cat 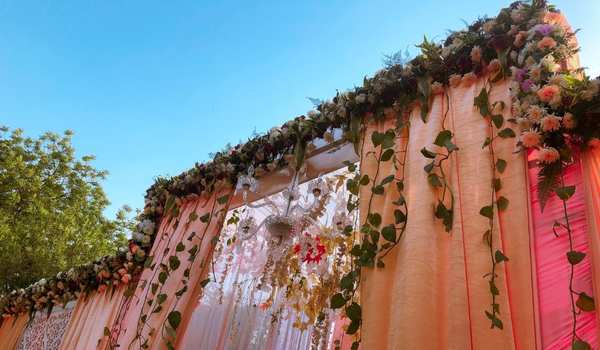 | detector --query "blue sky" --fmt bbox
[1,1,598,217]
